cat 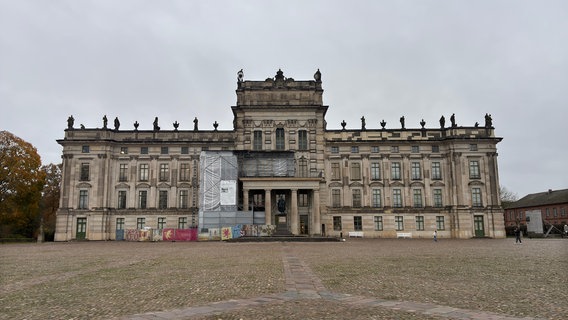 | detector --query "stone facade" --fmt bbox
[54,69,505,241]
